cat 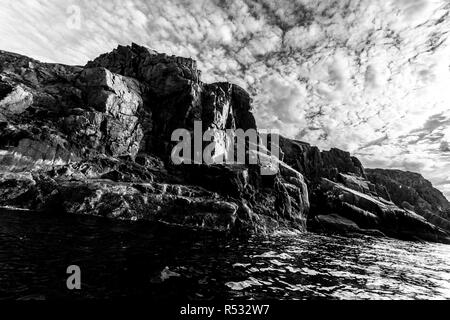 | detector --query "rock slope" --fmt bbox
[366,169,450,233]
[0,44,448,243]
